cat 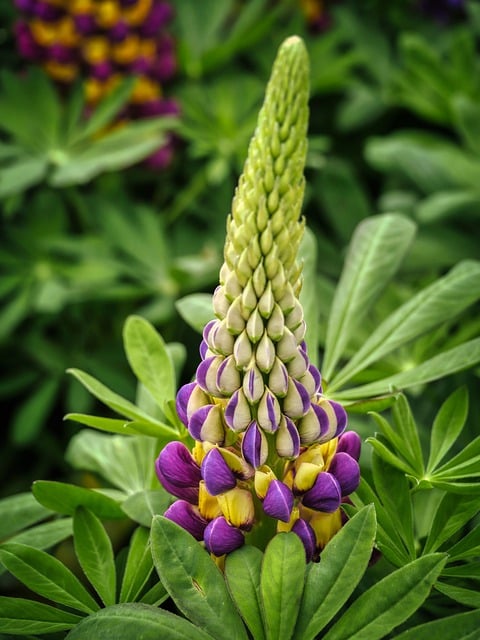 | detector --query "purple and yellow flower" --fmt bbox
[14,0,178,168]
[155,36,361,561]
